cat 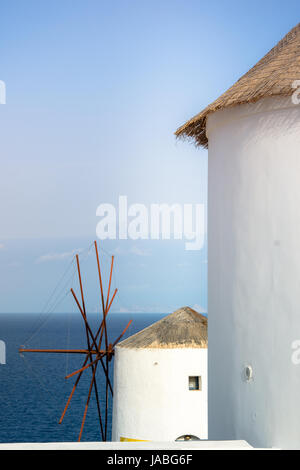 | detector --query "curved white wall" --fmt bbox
[207,96,300,449]
[112,347,207,441]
